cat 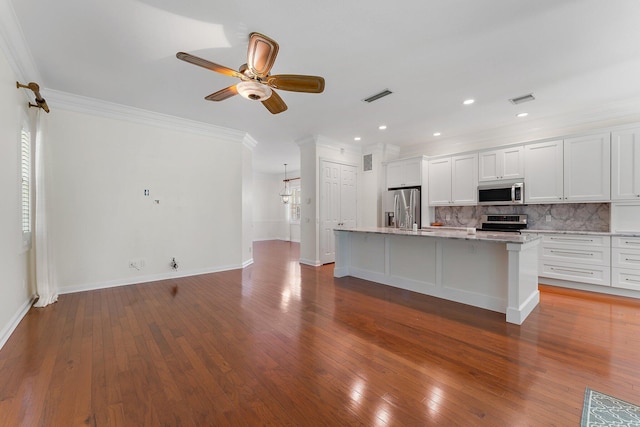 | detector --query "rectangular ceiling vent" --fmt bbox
[509,93,535,105]
[363,89,393,103]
